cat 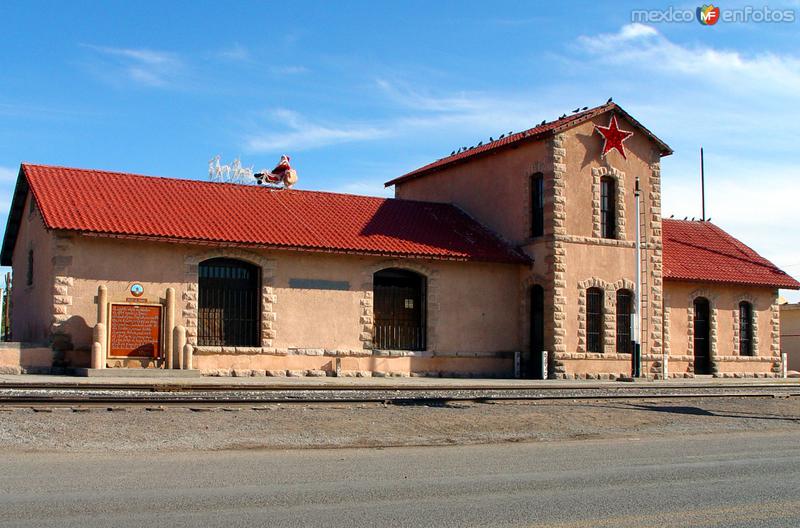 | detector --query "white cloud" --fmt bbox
[271,65,309,75]
[83,45,183,88]
[245,109,390,152]
[215,43,251,62]
[578,24,800,96]
[0,166,18,183]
